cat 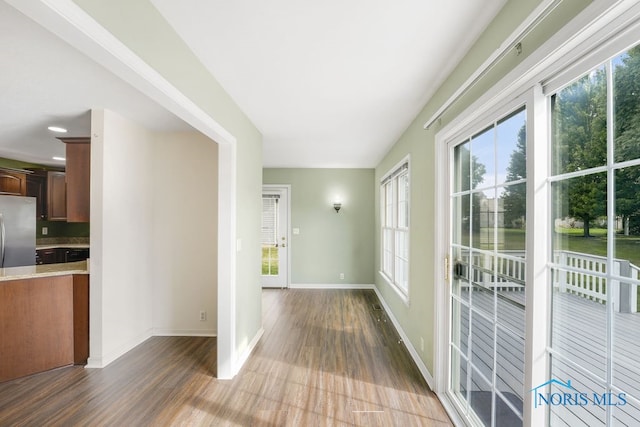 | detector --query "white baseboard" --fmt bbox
[85,357,103,369]
[372,287,436,390]
[87,329,153,369]
[235,327,265,374]
[153,329,217,337]
[290,283,375,290]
